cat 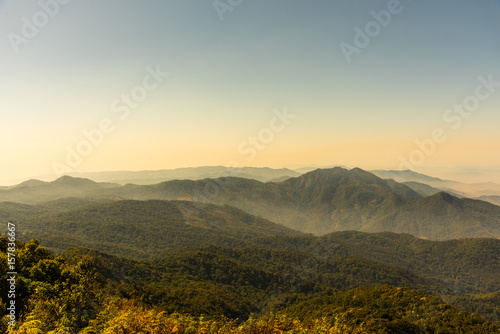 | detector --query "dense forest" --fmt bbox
[1,234,499,333]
